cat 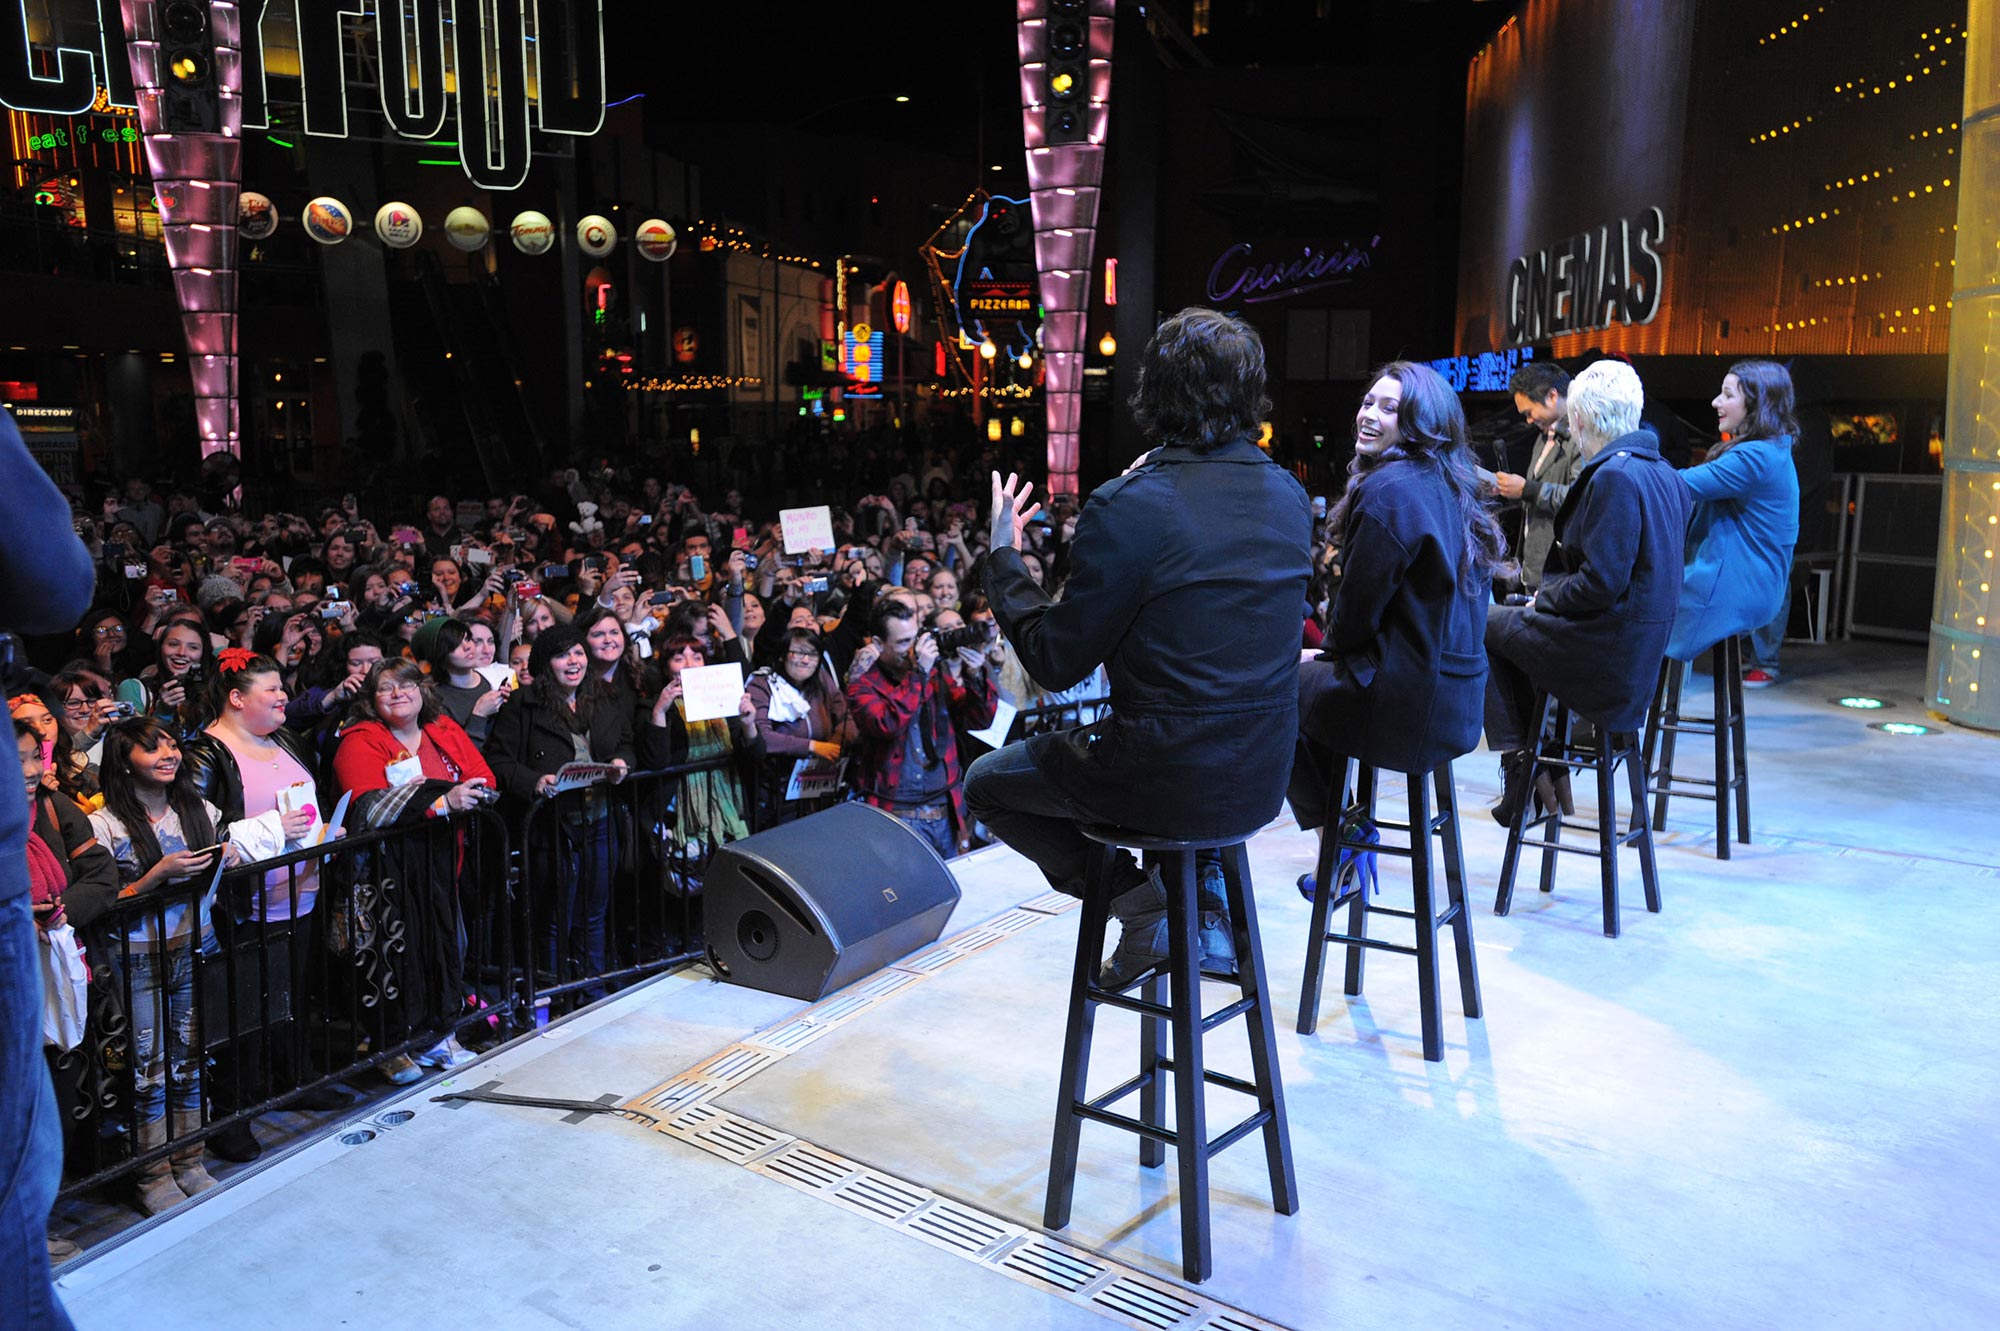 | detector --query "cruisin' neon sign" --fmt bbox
[0,0,606,189]
[1205,237,1380,305]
